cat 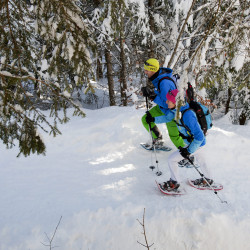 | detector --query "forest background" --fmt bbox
[0,0,249,157]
